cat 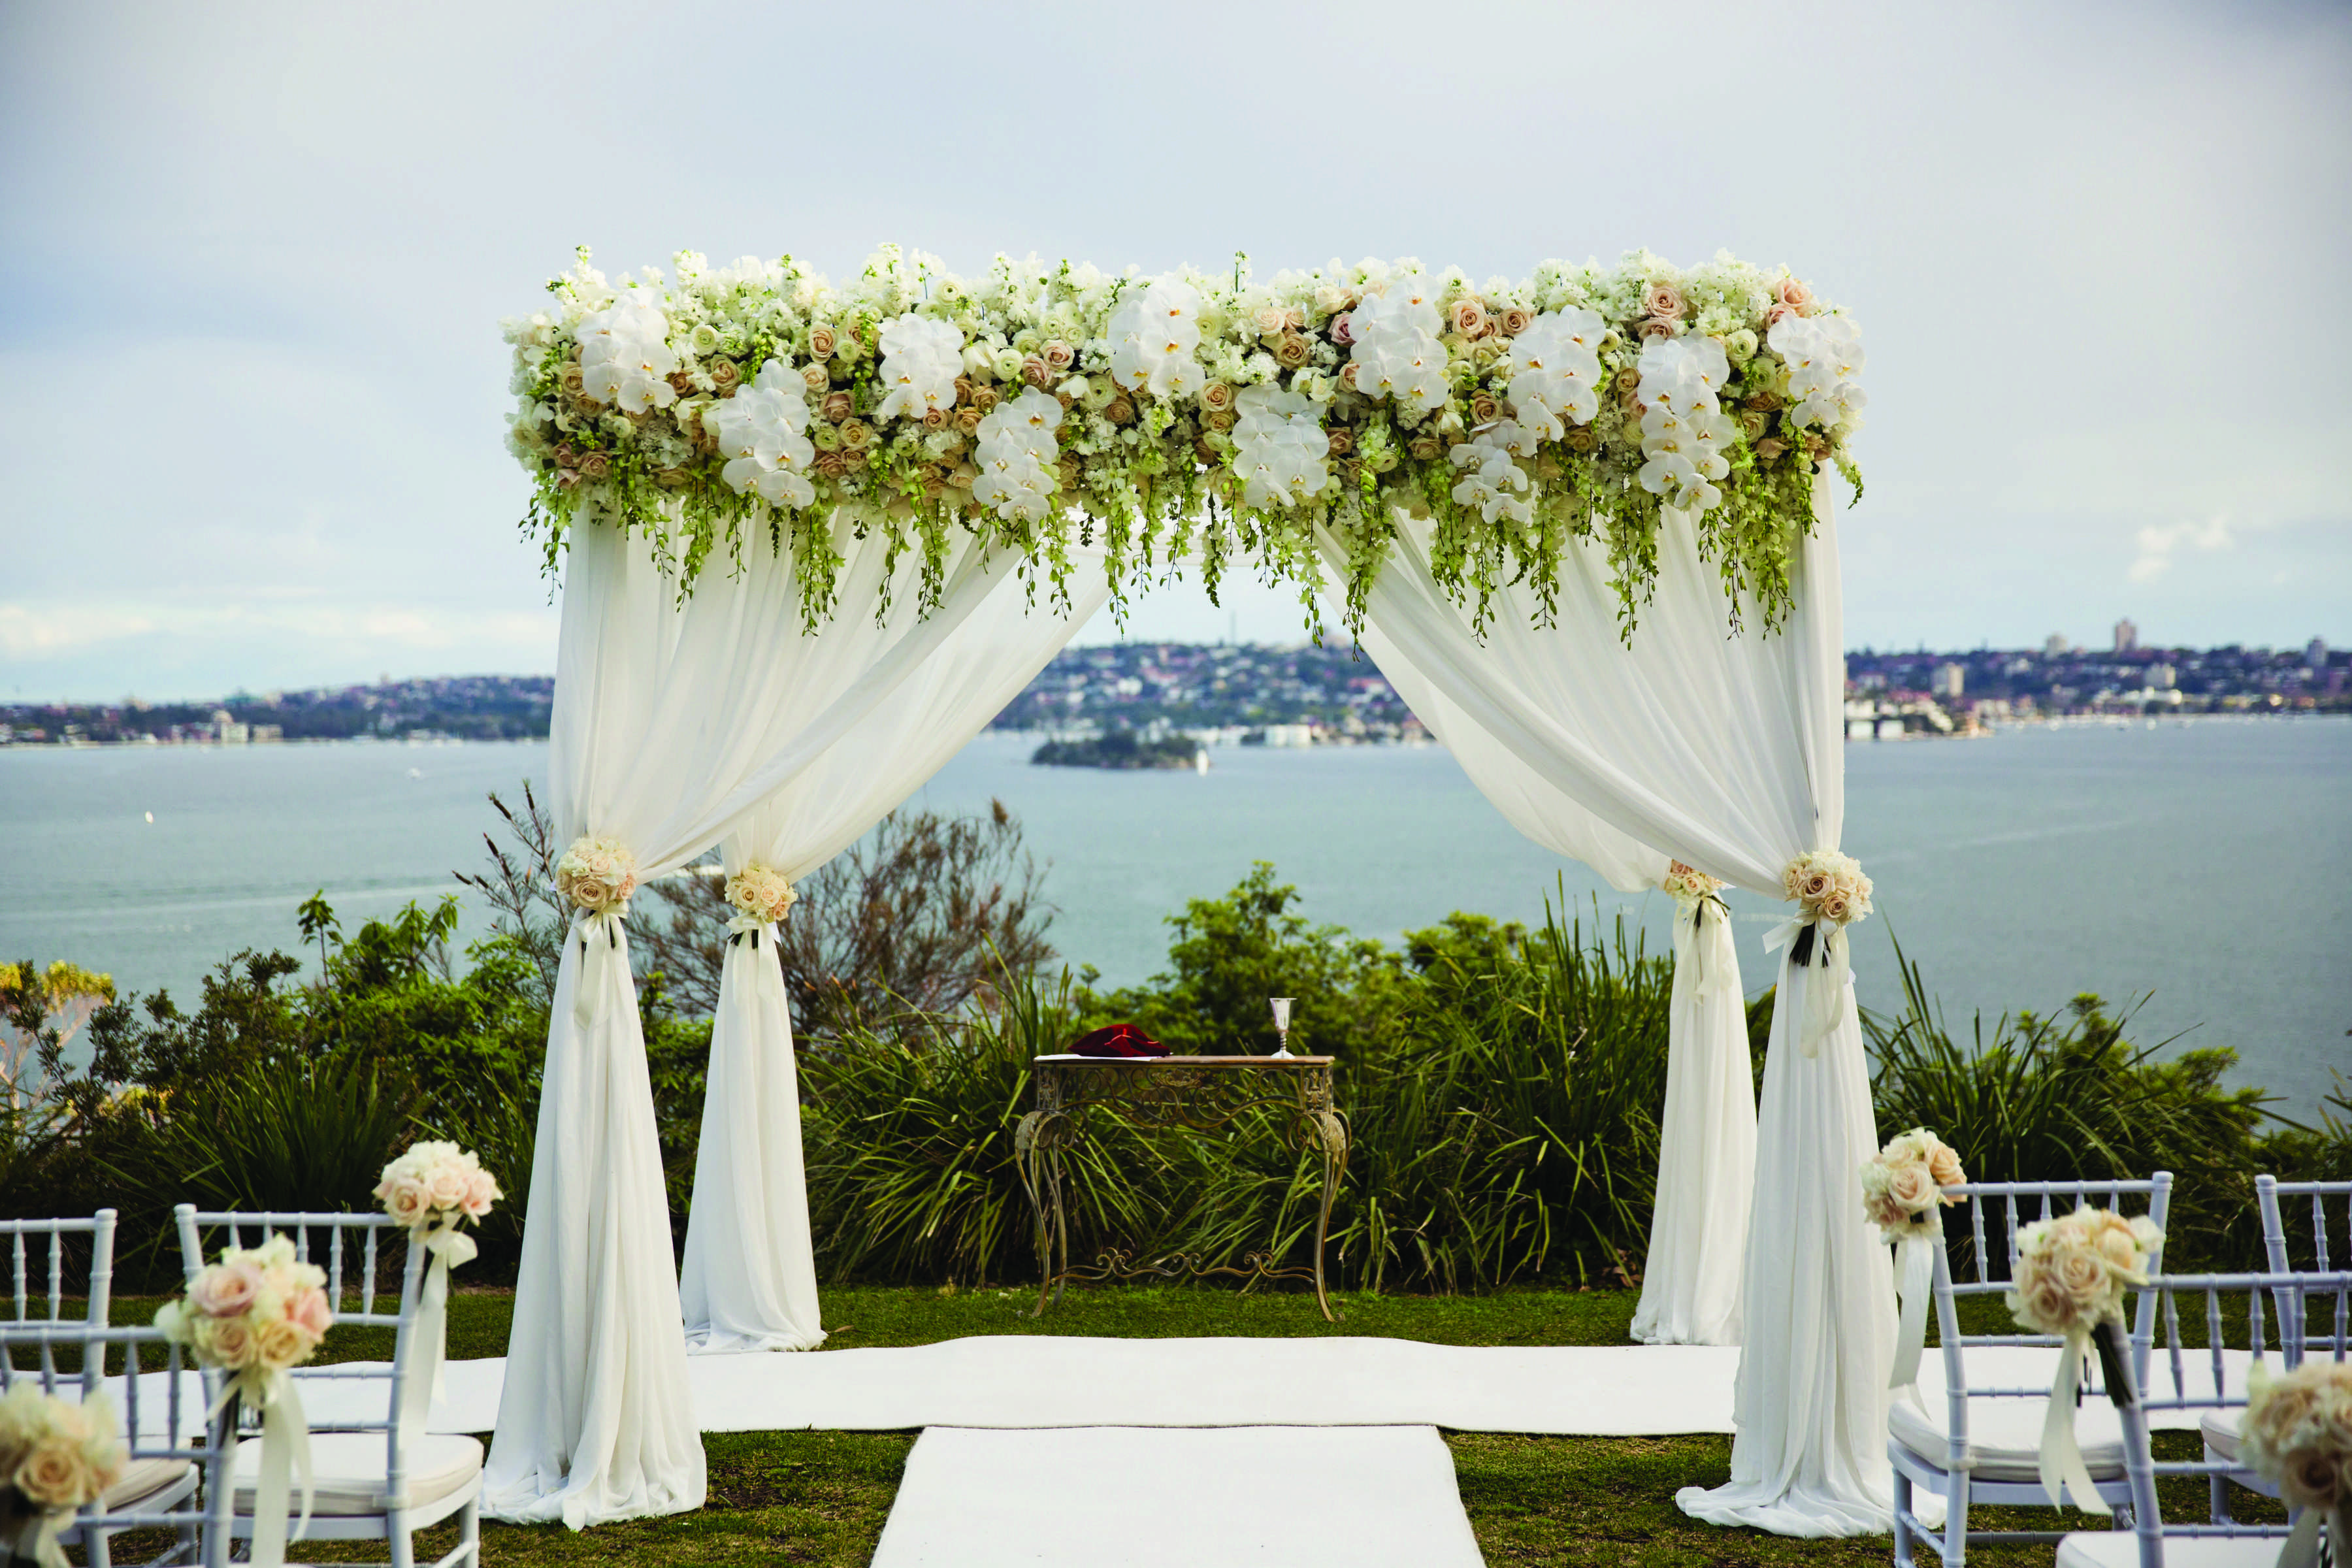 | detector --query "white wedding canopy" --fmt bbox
[488,479,1891,1541]
[489,243,1889,1540]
